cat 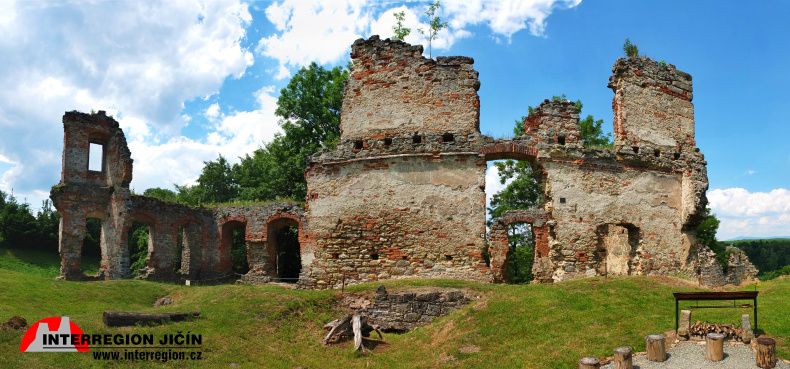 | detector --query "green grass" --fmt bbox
[1,249,788,368]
